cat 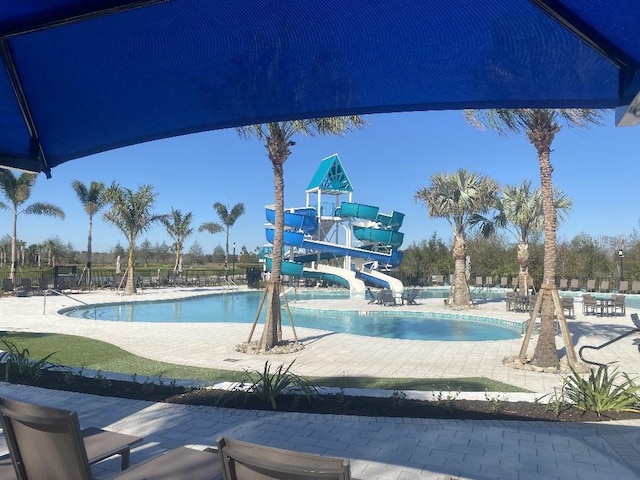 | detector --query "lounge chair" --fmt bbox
[484,276,493,288]
[619,280,629,293]
[586,279,596,292]
[2,279,13,295]
[0,397,222,480]
[631,281,640,294]
[569,278,580,291]
[401,289,419,305]
[14,279,31,297]
[599,280,610,293]
[379,289,396,306]
[499,277,508,288]
[559,278,568,290]
[366,287,378,304]
[217,437,353,480]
